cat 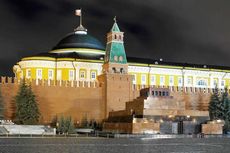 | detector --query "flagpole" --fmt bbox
[80,9,82,26]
